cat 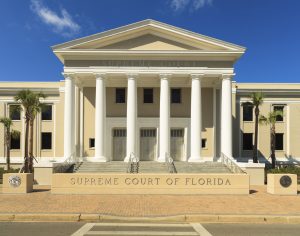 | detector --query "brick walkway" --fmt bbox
[0,185,299,217]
